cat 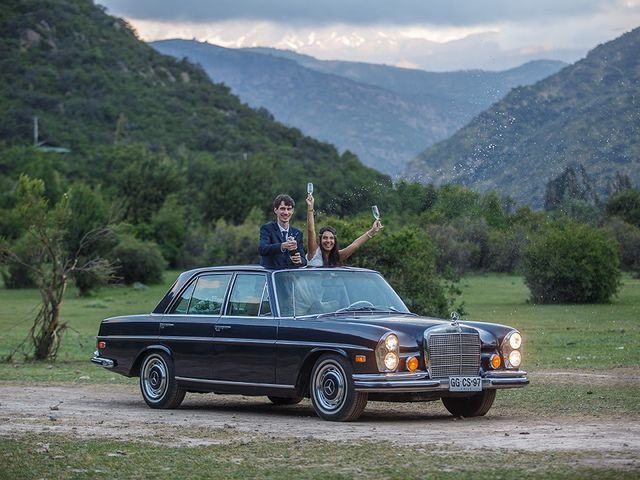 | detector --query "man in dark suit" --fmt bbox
[259,194,307,269]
